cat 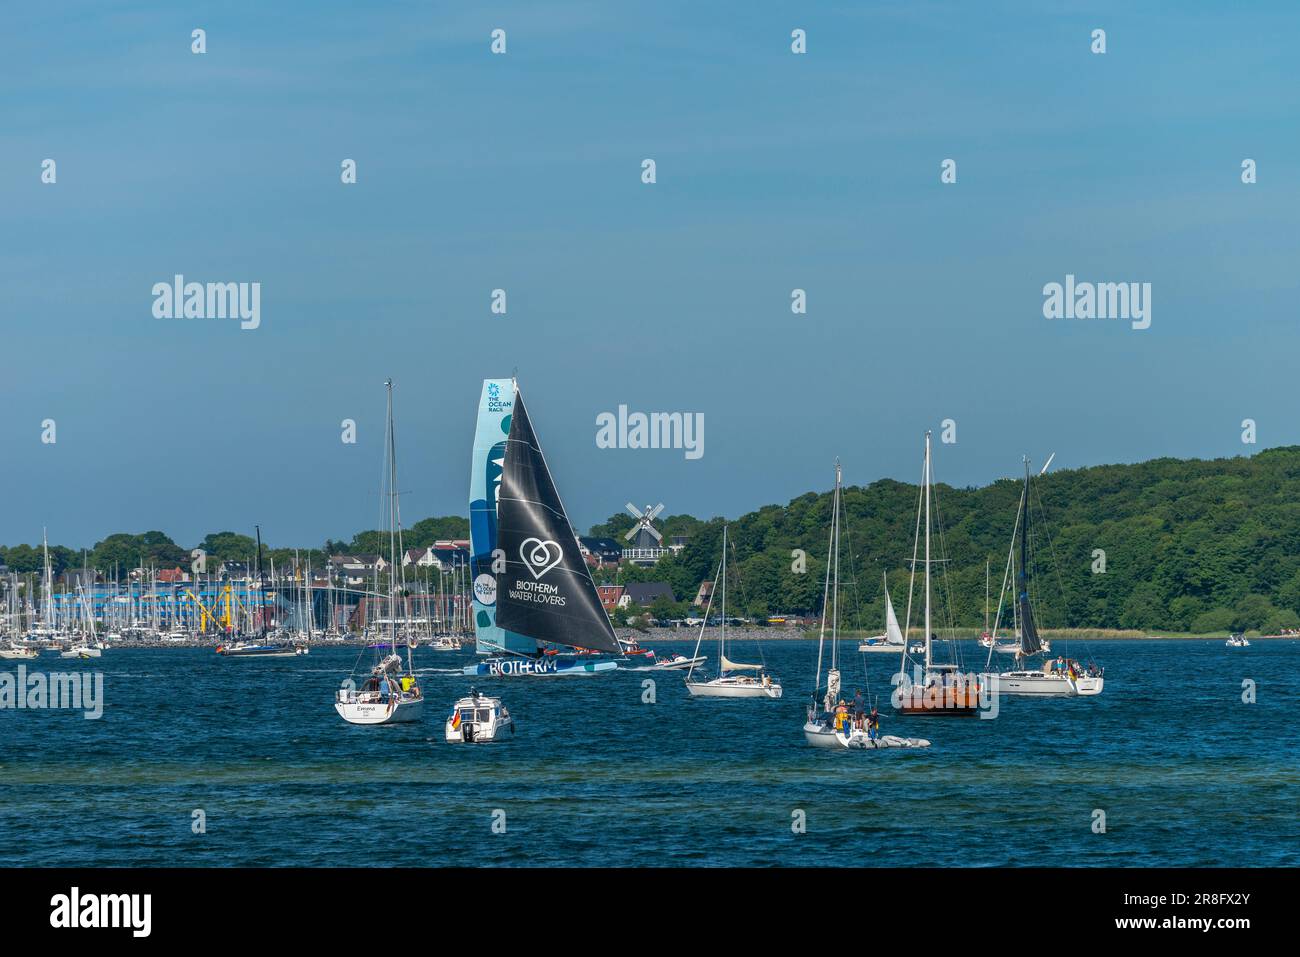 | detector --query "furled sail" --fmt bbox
[721,654,762,673]
[494,386,621,654]
[469,379,537,656]
[1016,471,1042,656]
